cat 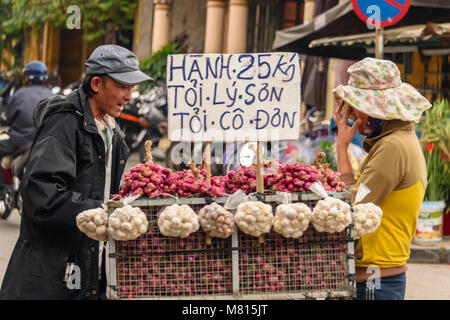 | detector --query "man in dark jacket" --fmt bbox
[0,61,53,195]
[0,45,152,300]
